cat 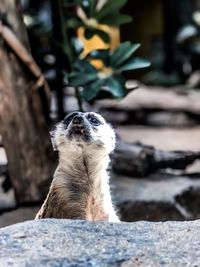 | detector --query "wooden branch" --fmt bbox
[0,20,51,101]
[112,140,200,177]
